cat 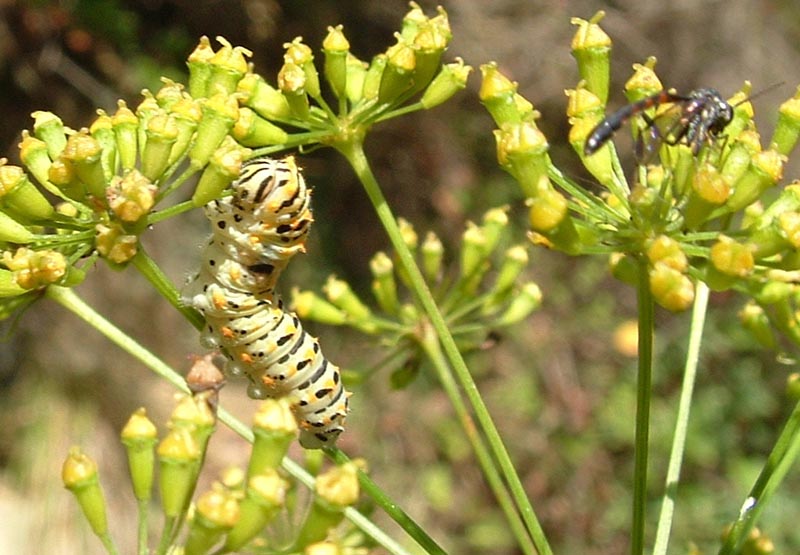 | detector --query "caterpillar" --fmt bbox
[183,156,349,448]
